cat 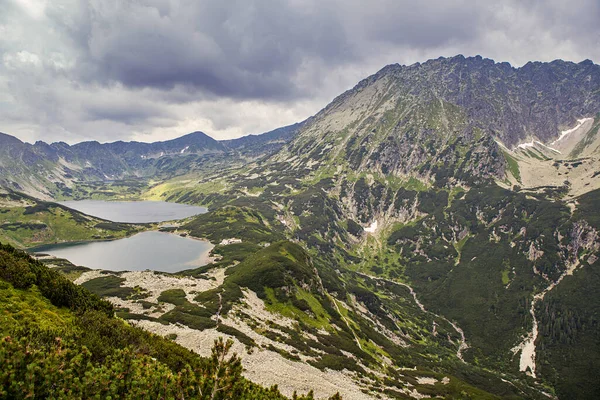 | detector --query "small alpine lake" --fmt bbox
[32,231,214,273]
[58,199,208,223]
